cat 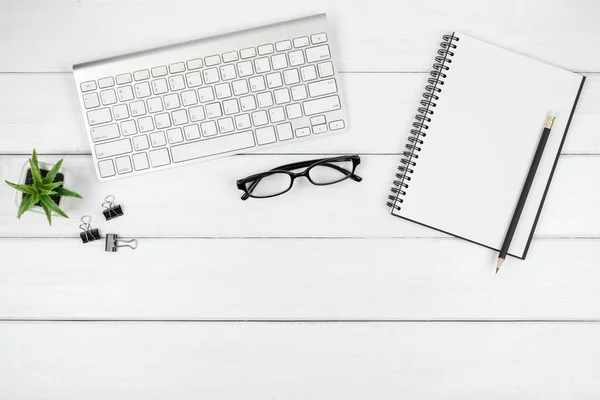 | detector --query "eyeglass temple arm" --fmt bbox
[241,161,361,200]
